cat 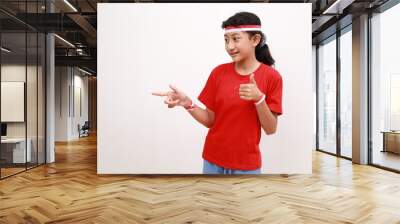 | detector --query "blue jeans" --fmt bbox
[203,160,261,174]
